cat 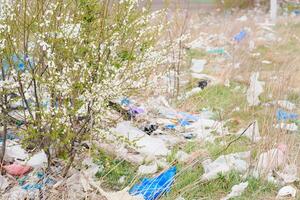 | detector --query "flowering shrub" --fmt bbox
[0,0,166,175]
